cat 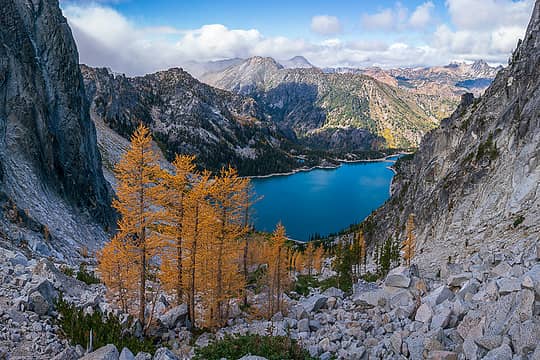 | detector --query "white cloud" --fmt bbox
[446,0,534,30]
[310,15,342,35]
[409,1,435,29]
[430,0,534,63]
[65,4,305,74]
[62,2,534,76]
[361,2,433,31]
[361,6,404,31]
